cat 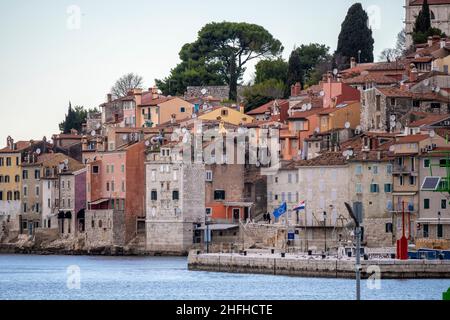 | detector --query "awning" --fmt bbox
[197,224,239,231]
[89,198,110,206]
[392,192,417,196]
[223,202,254,207]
